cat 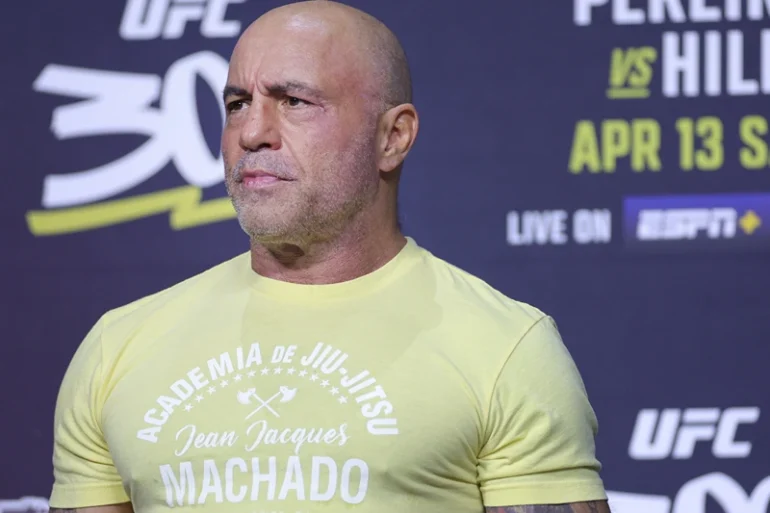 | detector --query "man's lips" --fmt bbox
[240,169,292,188]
